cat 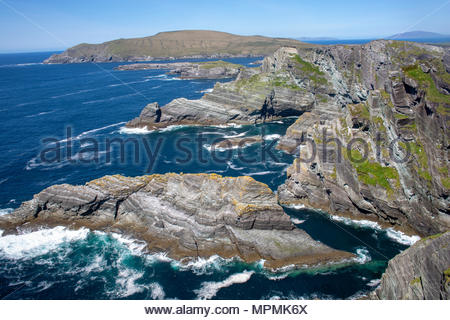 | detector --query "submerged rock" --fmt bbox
[371,232,450,299]
[0,173,354,269]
